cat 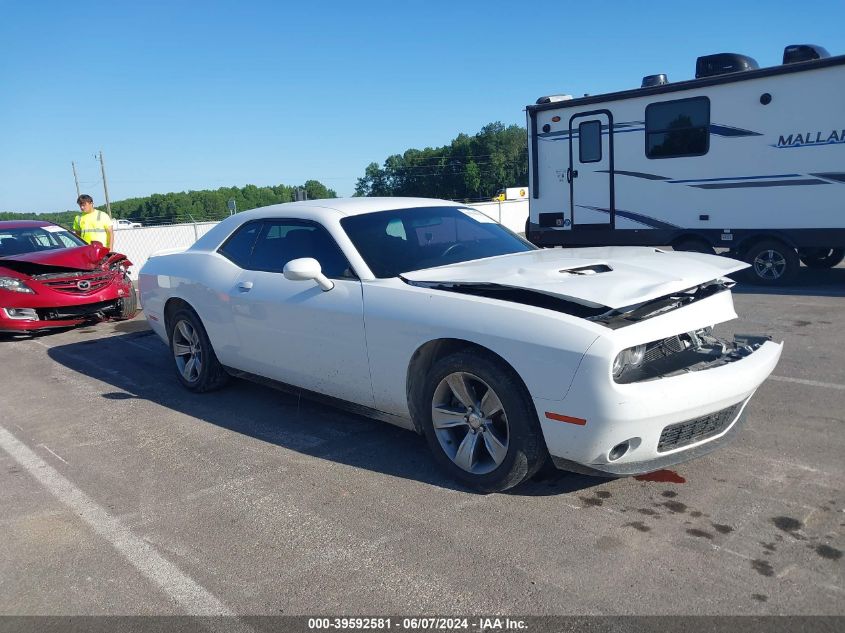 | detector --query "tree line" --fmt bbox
[354,122,528,200]
[0,180,336,229]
